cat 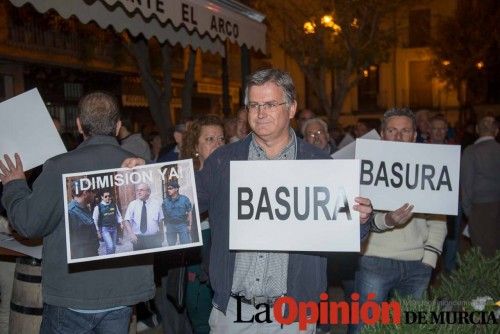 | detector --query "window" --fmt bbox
[358,66,379,112]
